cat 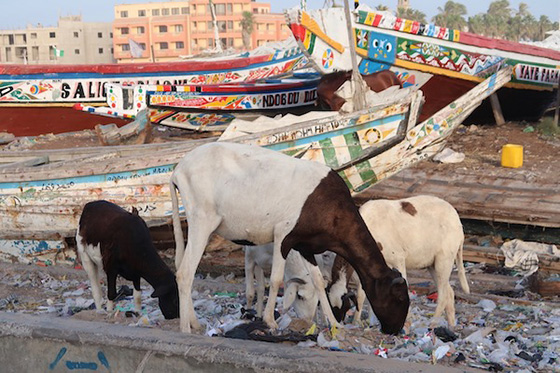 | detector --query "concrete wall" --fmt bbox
[0,312,465,373]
